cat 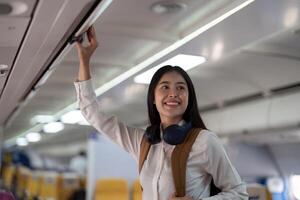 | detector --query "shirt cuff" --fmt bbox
[74,79,95,97]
